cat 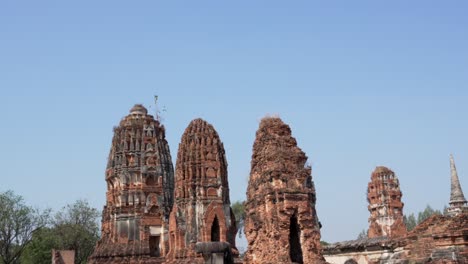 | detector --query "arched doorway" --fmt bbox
[289,214,303,263]
[344,259,358,264]
[211,216,220,242]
